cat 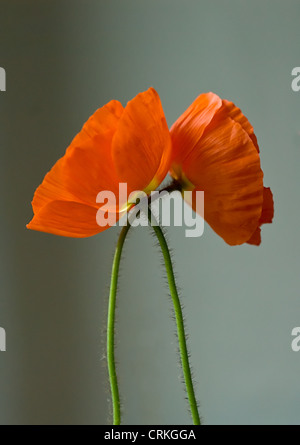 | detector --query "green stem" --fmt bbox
[148,210,201,425]
[107,223,130,425]
[107,203,200,425]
